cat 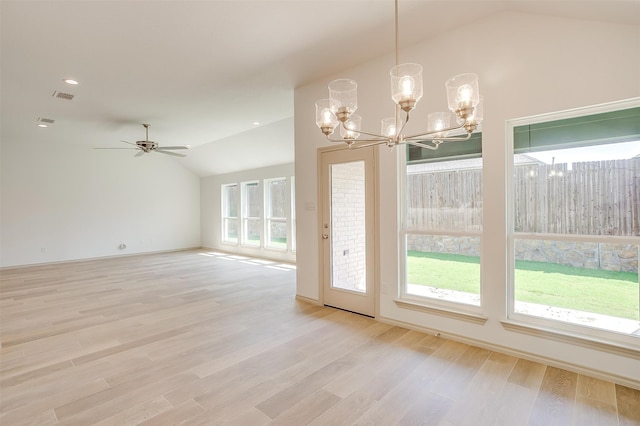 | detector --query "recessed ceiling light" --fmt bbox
[38,124,48,128]
[252,122,260,126]
[64,79,79,85]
